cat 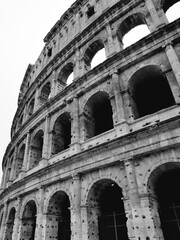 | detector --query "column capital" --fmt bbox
[162,40,174,49]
